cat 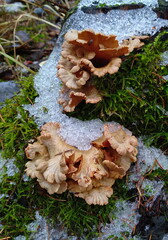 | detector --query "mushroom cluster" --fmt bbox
[57,29,146,112]
[25,122,138,205]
